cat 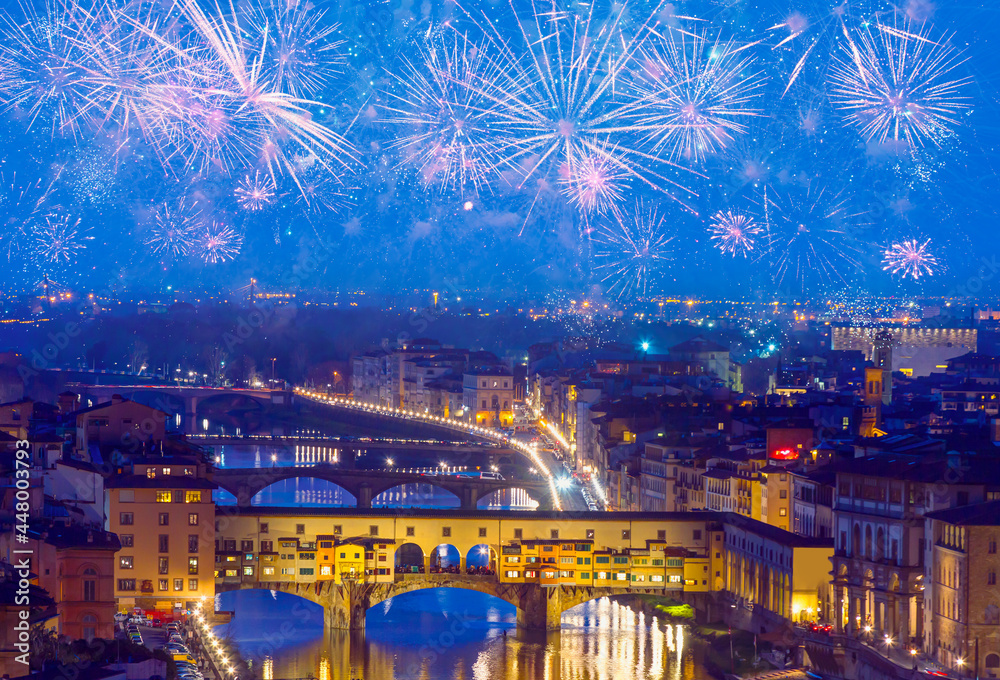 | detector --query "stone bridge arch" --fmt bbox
[220,578,651,632]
